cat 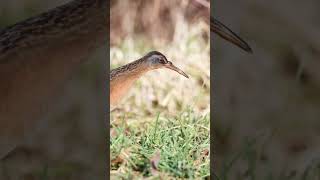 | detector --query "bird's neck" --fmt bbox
[110,58,151,80]
[110,59,152,106]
